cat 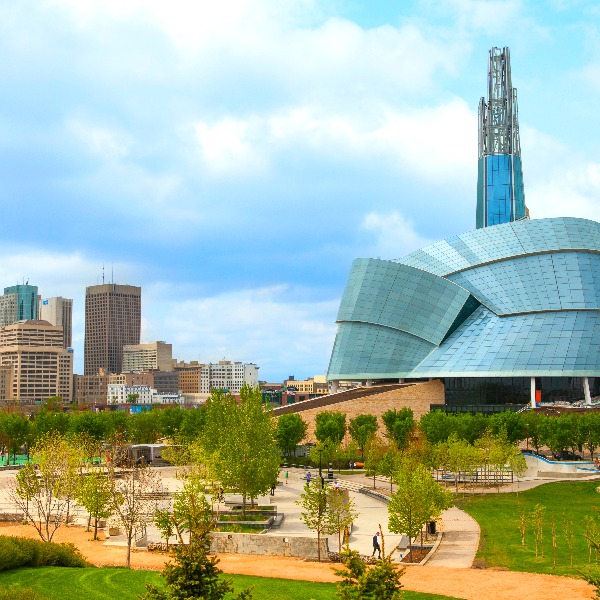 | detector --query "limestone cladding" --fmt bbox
[291,380,444,442]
